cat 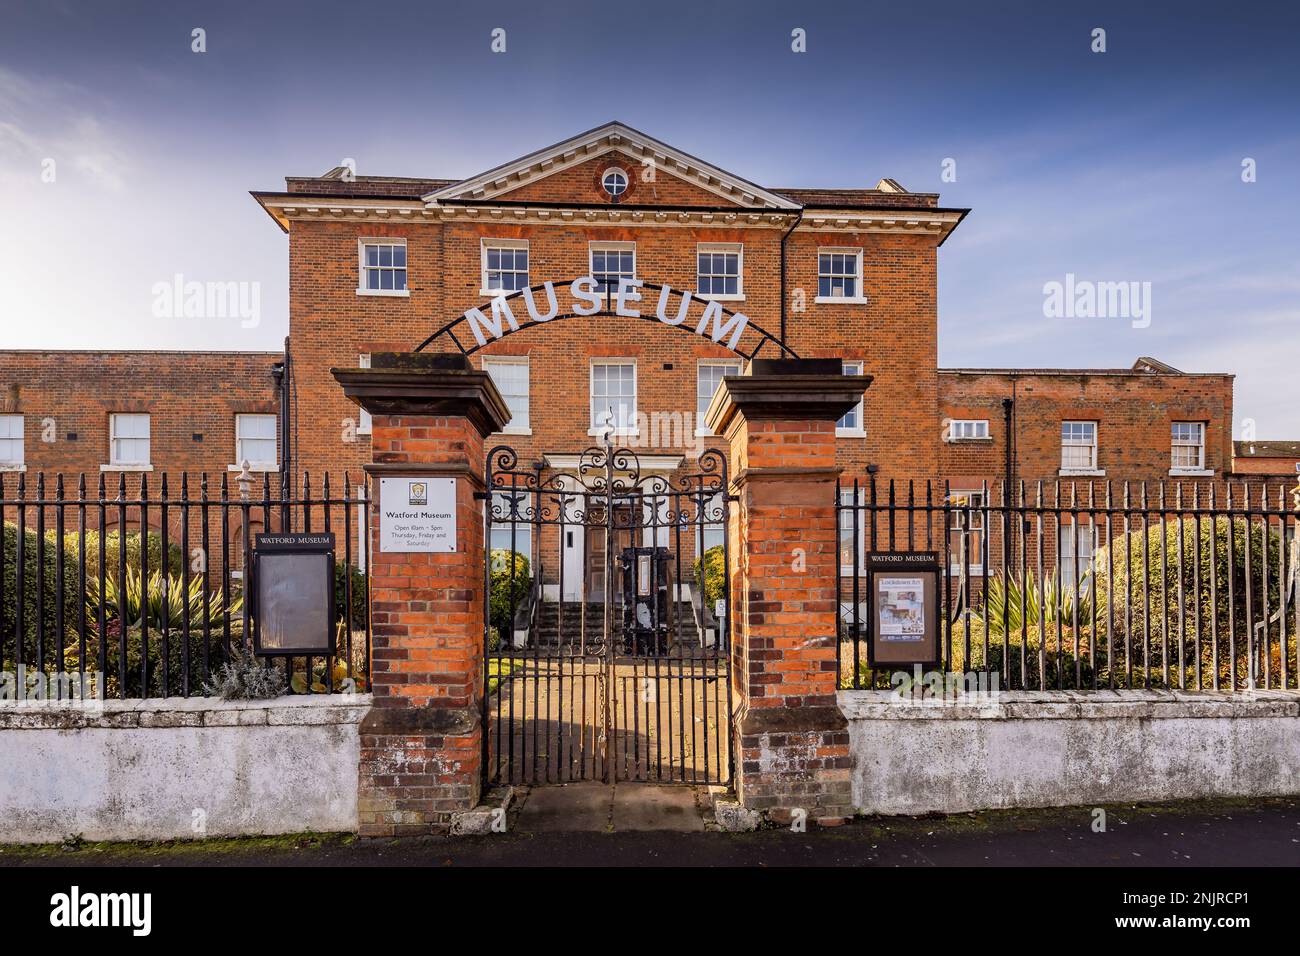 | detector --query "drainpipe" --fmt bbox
[778,210,804,350]
[1001,395,1015,500]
